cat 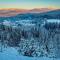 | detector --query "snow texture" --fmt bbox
[0,47,58,60]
